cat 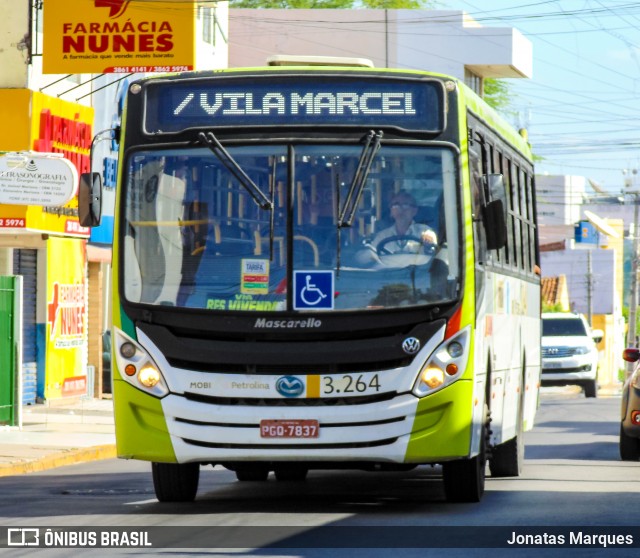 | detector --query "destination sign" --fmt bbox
[143,77,444,134]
